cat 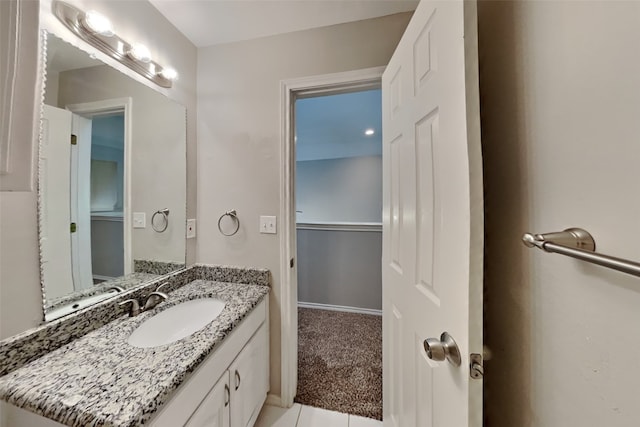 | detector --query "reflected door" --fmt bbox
[41,105,74,299]
[70,114,93,289]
